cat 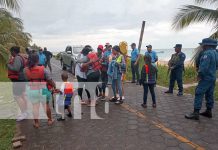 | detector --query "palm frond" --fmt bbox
[0,0,20,12]
[209,30,218,39]
[195,0,218,4]
[0,44,9,63]
[172,5,218,30]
